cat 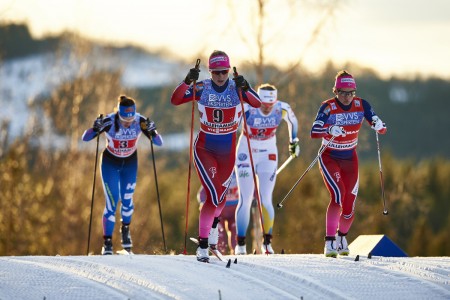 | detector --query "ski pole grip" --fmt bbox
[233,67,239,78]
[195,59,201,69]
